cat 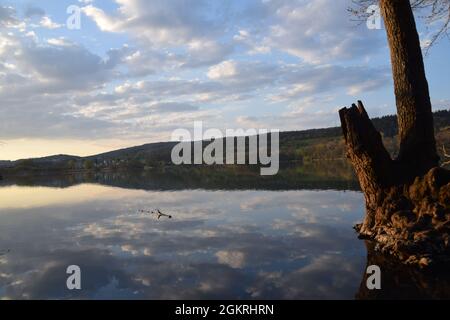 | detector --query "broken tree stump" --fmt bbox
[339,101,450,266]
